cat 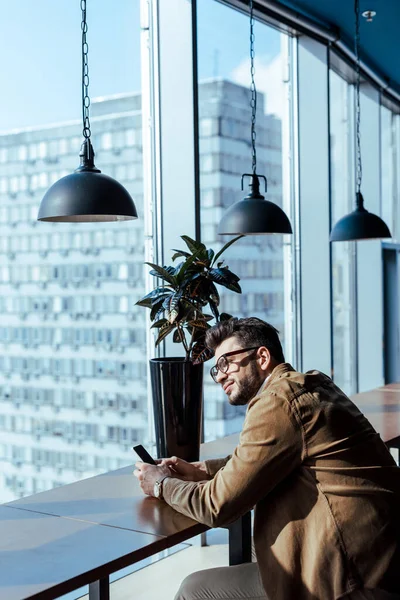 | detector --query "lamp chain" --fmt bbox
[249,0,257,174]
[81,0,91,140]
[354,0,362,194]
